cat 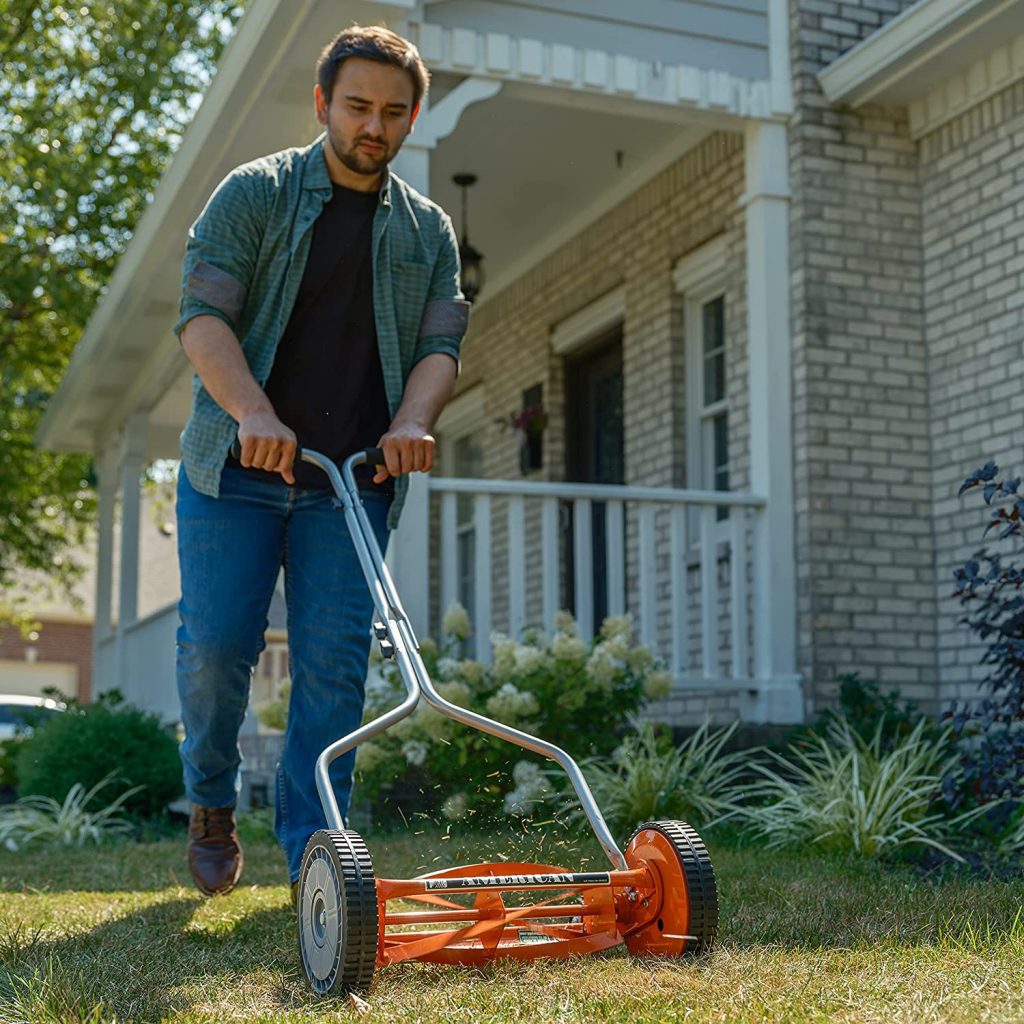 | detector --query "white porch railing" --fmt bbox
[425,478,768,689]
